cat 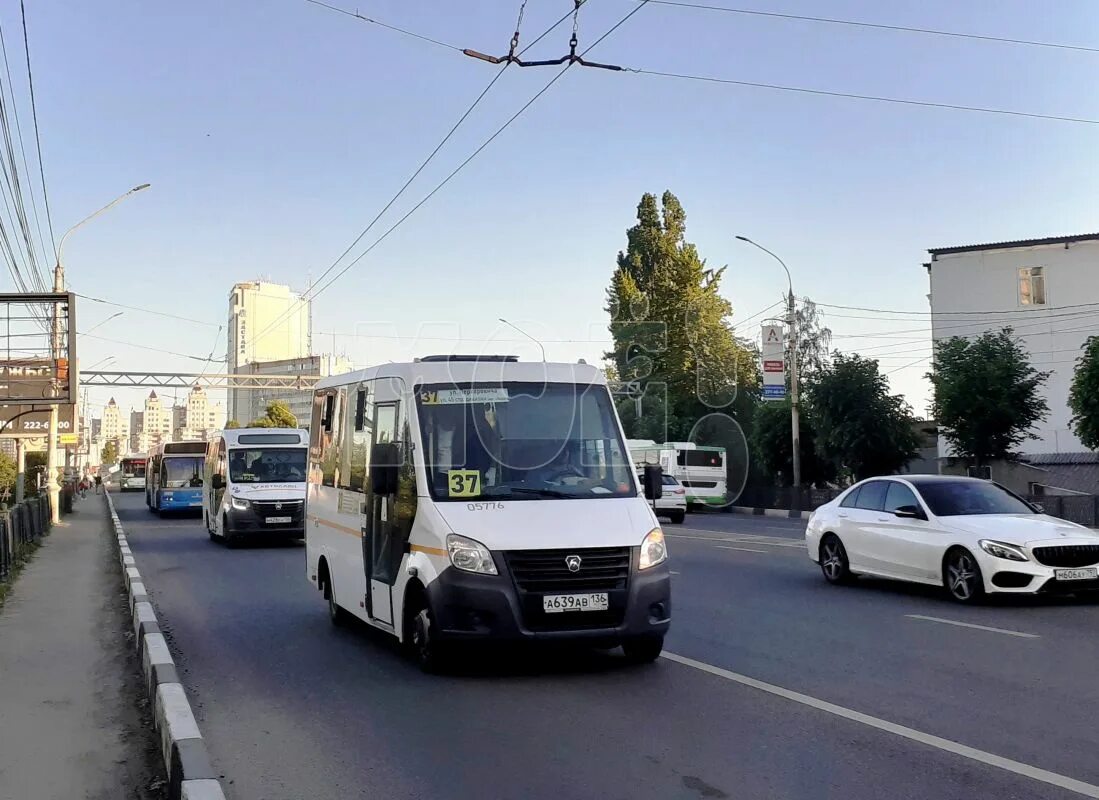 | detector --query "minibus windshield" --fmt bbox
[228,448,307,483]
[416,382,636,501]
